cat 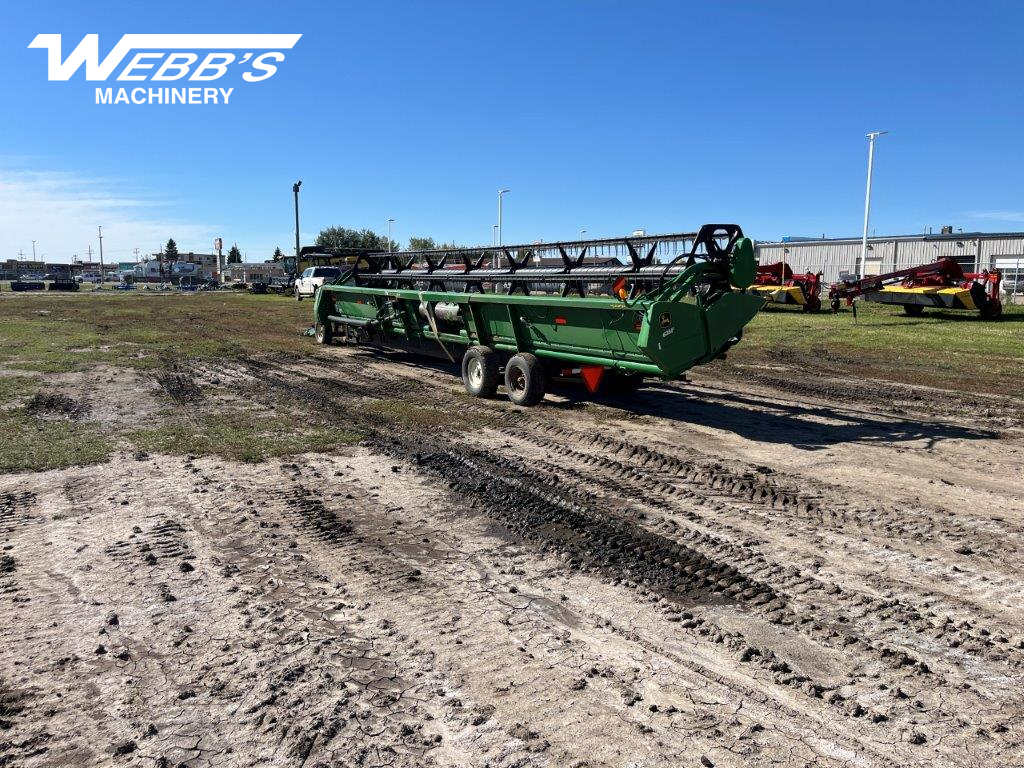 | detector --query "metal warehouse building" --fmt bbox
[755,231,1024,290]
